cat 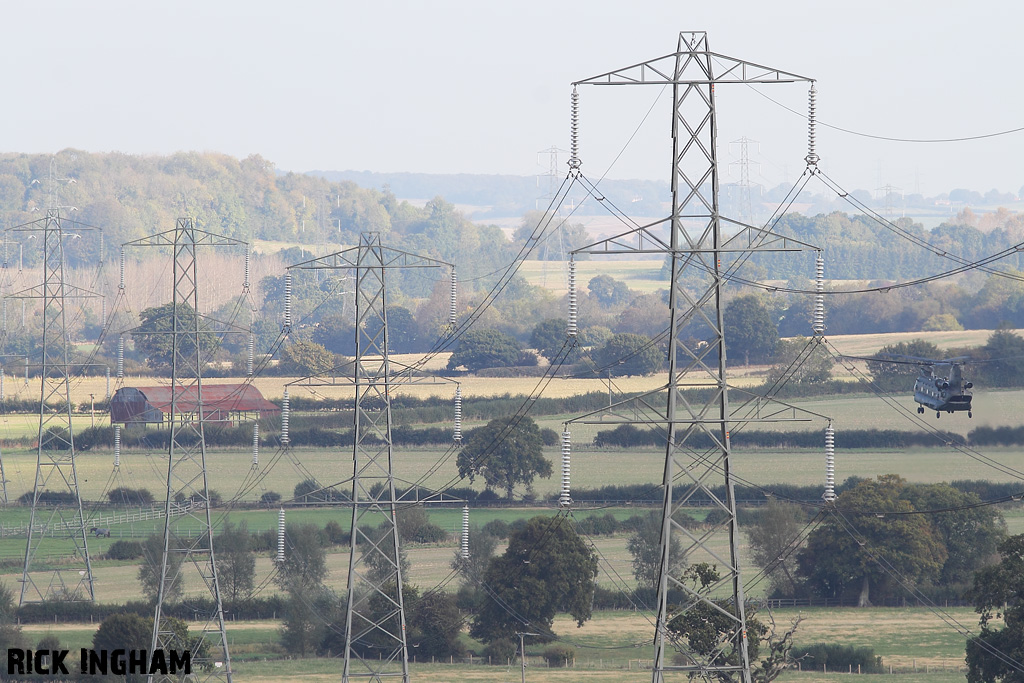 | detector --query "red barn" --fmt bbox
[110,384,280,425]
